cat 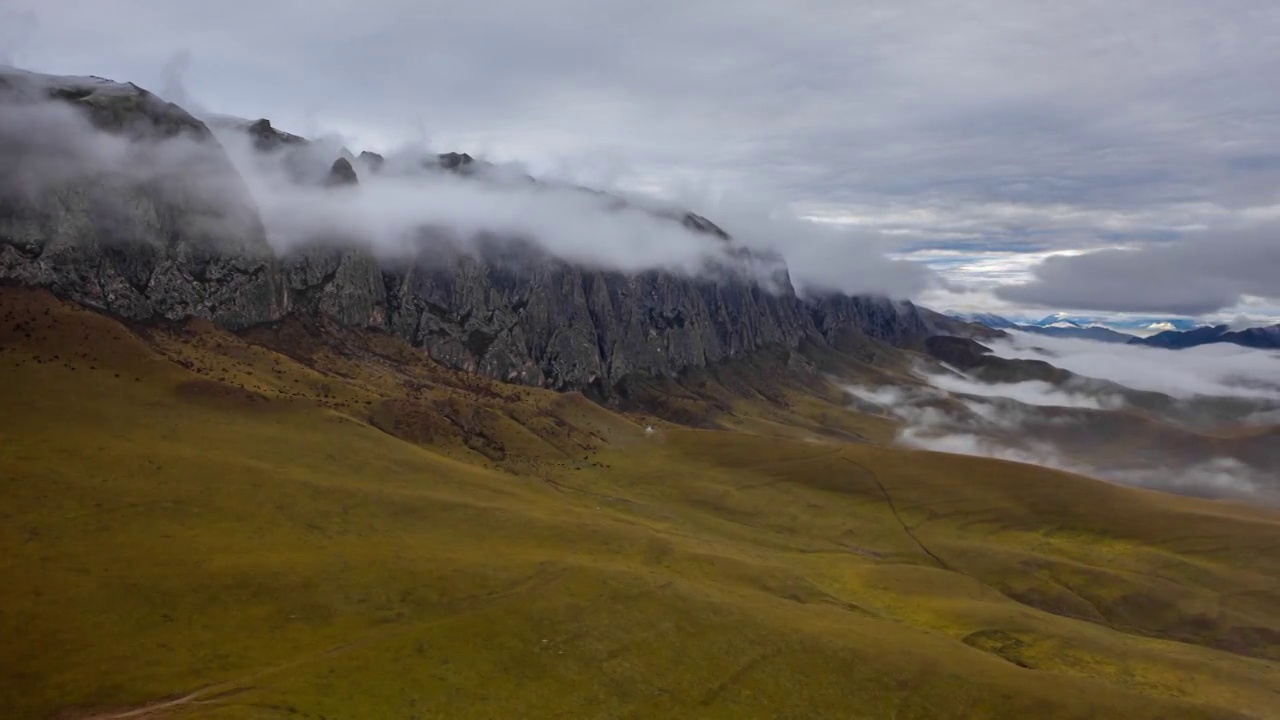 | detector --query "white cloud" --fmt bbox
[989,331,1280,400]
[923,372,1121,410]
[0,72,930,297]
[844,354,1279,503]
